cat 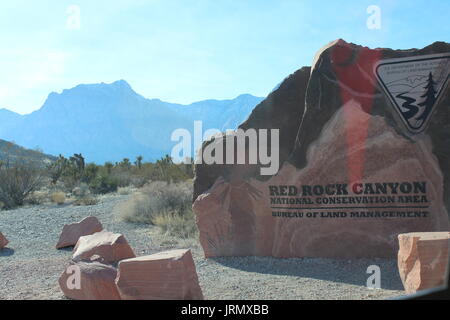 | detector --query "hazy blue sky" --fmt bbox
[1,0,449,114]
